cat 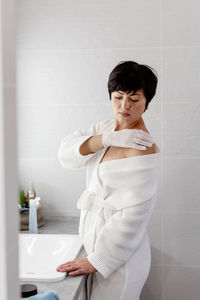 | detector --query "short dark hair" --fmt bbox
[107,60,158,112]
